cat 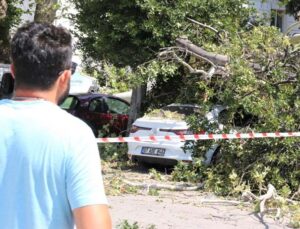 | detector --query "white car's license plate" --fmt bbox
[141,147,165,156]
